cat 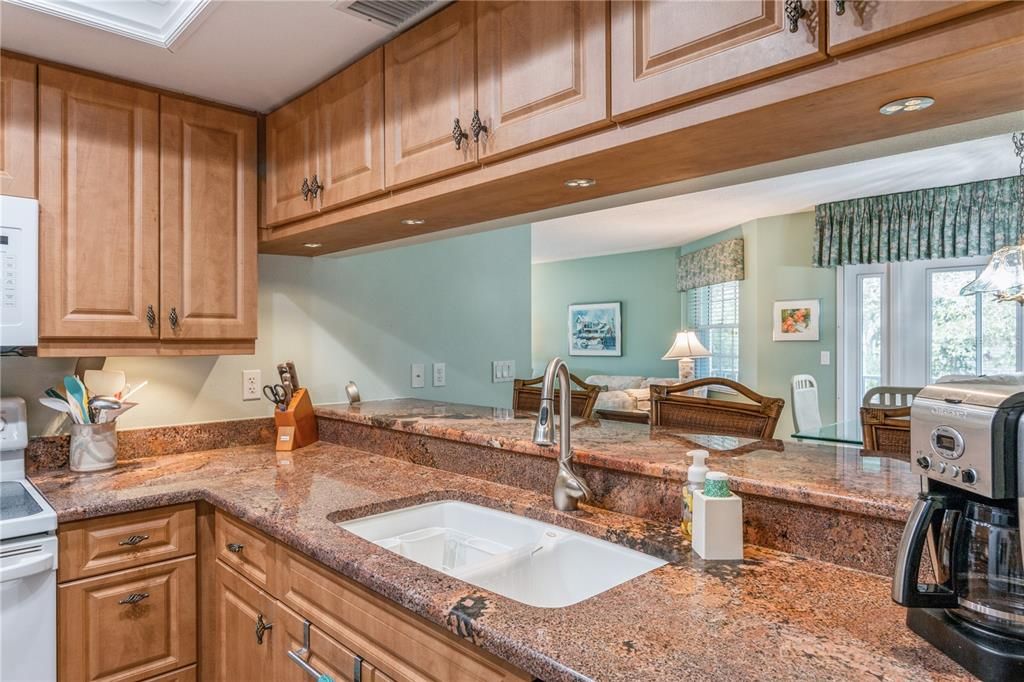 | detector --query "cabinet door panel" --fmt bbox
[385,2,477,188]
[58,557,196,682]
[611,0,826,121]
[38,66,160,339]
[210,560,276,682]
[827,0,1003,55]
[265,90,318,226]
[0,54,36,198]
[160,96,257,341]
[477,1,609,160]
[317,48,385,212]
